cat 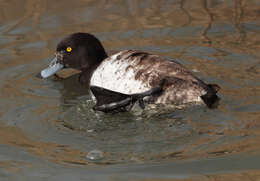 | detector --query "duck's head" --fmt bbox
[41,32,108,78]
